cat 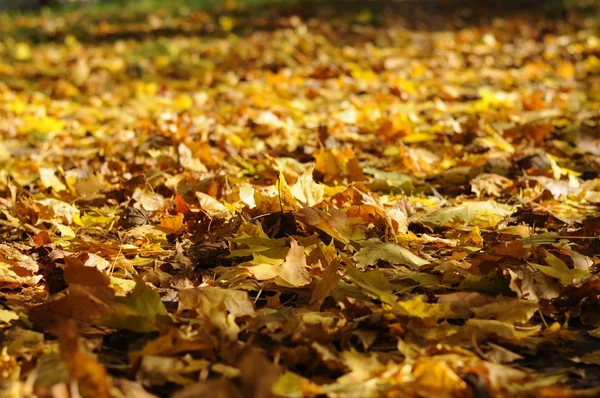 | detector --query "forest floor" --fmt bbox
[1,1,600,397]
